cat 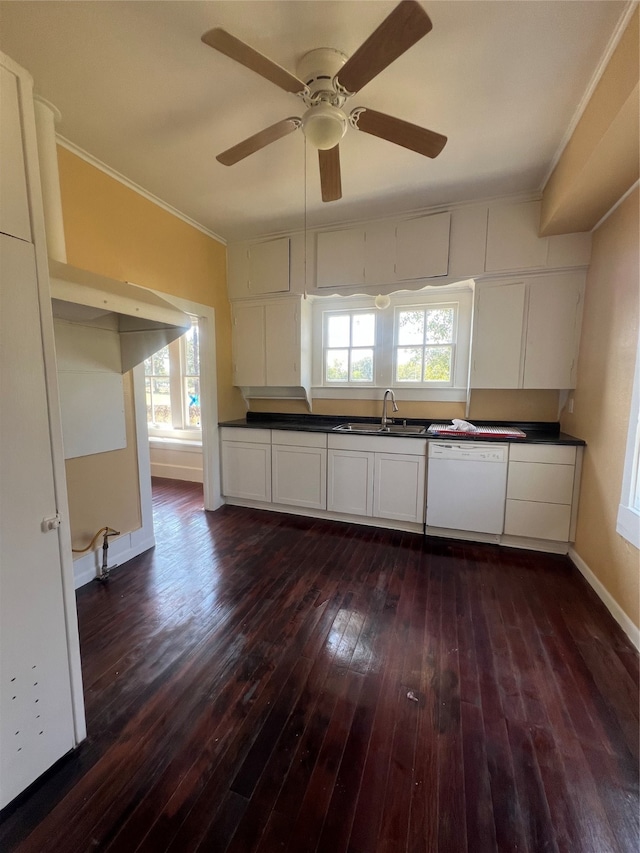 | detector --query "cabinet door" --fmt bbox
[265,301,299,386]
[471,282,526,388]
[485,201,549,272]
[221,441,271,501]
[272,445,327,509]
[523,274,583,389]
[233,305,265,386]
[395,212,450,280]
[0,66,31,242]
[248,237,290,295]
[317,228,365,288]
[1,235,75,808]
[327,449,374,516]
[373,453,426,523]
